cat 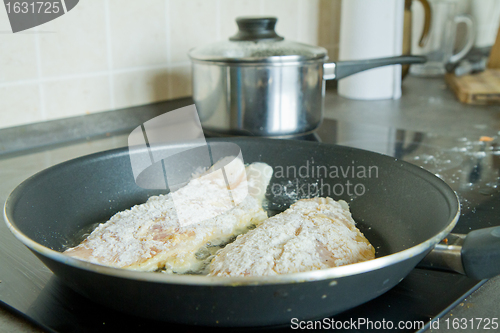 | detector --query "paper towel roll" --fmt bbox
[470,0,500,48]
[338,0,404,100]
